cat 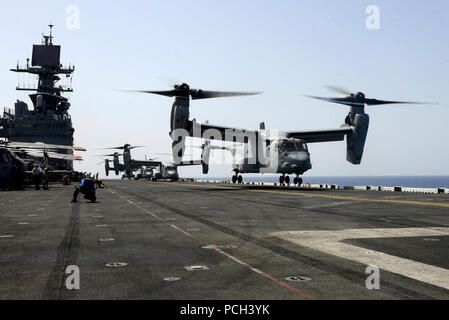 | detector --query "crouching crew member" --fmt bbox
[62,174,71,185]
[71,175,96,203]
